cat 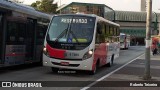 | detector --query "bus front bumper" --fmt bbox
[43,54,93,71]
